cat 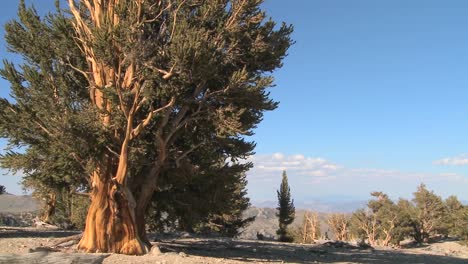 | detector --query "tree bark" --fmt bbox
[134,165,163,247]
[42,192,56,224]
[78,167,149,255]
